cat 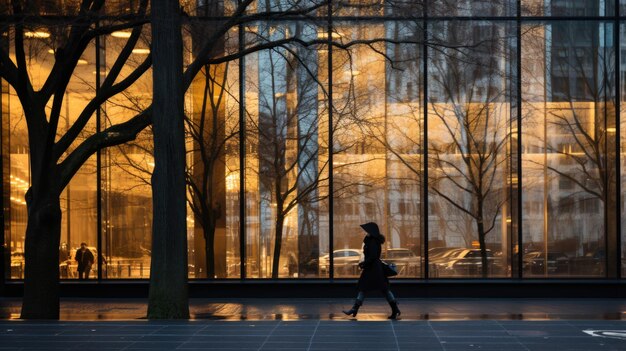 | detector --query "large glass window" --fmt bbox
[332,22,388,278]
[427,21,514,278]
[522,1,615,16]
[430,0,516,16]
[3,2,626,282]
[186,23,242,279]
[245,22,329,278]
[101,24,153,279]
[522,21,616,277]
[4,26,98,280]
